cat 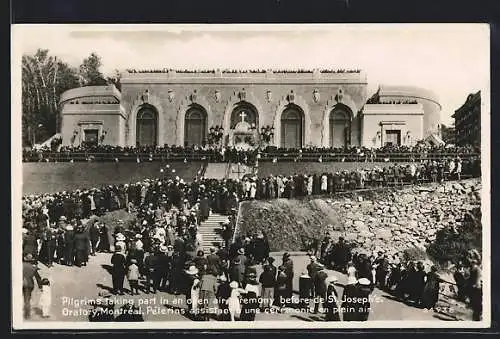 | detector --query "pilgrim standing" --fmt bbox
[282,252,294,304]
[324,276,341,321]
[216,275,231,321]
[199,268,219,320]
[228,281,244,321]
[22,254,42,319]
[38,278,52,318]
[422,266,440,310]
[240,272,260,321]
[127,259,140,295]
[110,244,127,295]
